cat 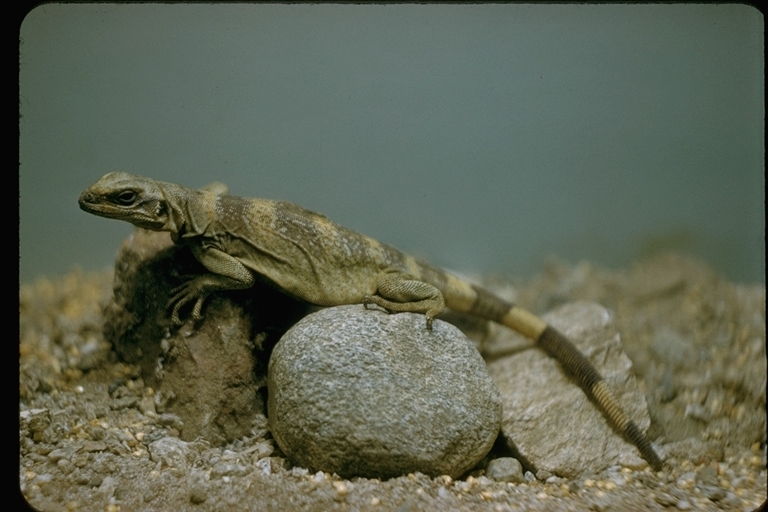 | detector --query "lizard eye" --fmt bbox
[115,191,137,205]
